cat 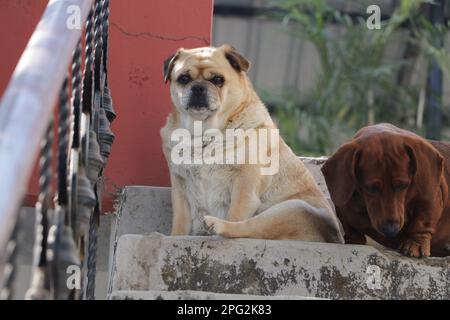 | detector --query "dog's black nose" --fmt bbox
[380,222,400,237]
[191,84,206,96]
